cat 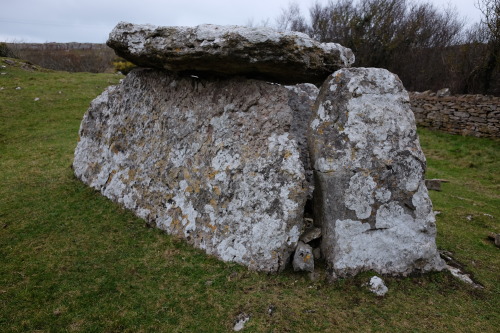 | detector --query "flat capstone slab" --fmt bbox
[107,22,355,85]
